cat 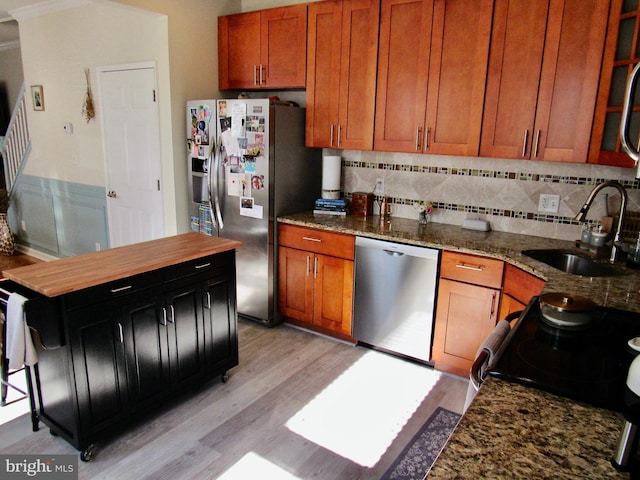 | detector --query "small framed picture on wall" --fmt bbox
[31,85,44,111]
